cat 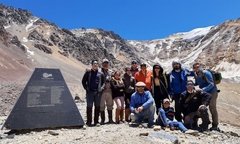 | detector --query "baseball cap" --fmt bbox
[102,58,109,63]
[135,82,146,87]
[163,98,170,104]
